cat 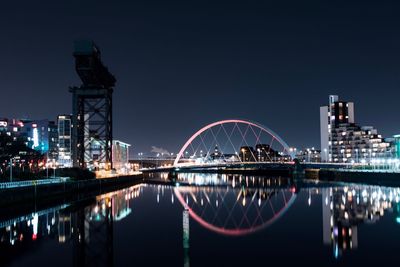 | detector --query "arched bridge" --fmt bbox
[140,119,351,173]
[172,119,295,172]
